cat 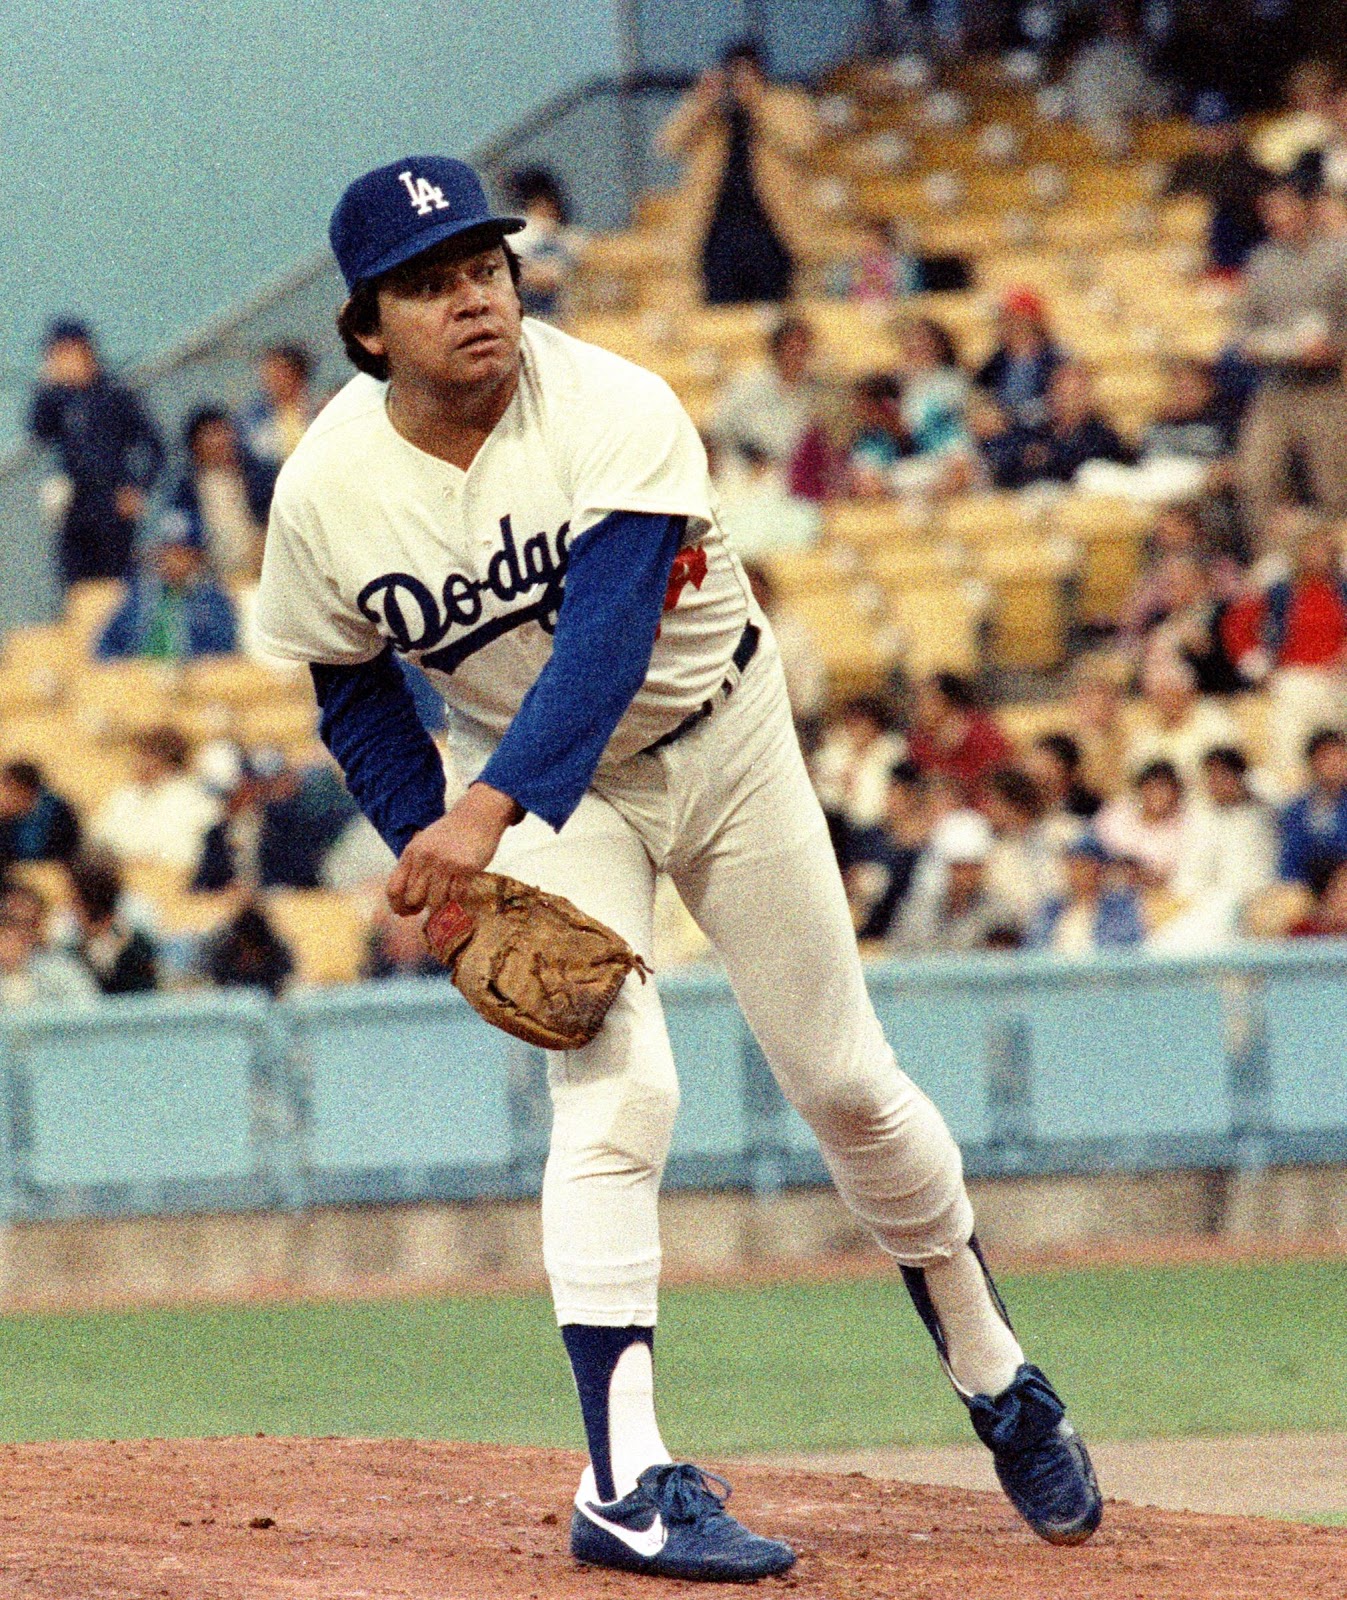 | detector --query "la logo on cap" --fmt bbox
[398,169,450,217]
